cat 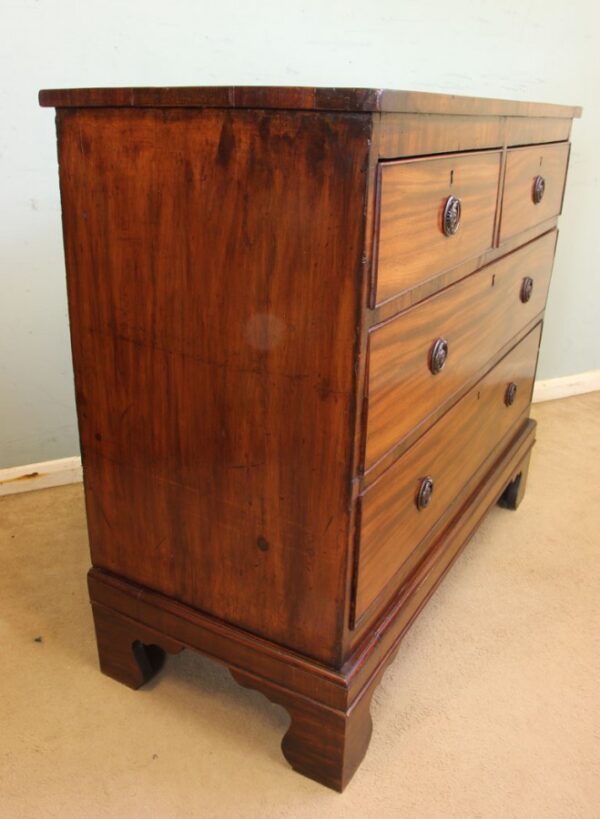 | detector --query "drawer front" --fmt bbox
[499,142,570,242]
[374,151,502,305]
[365,230,556,472]
[354,324,541,624]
